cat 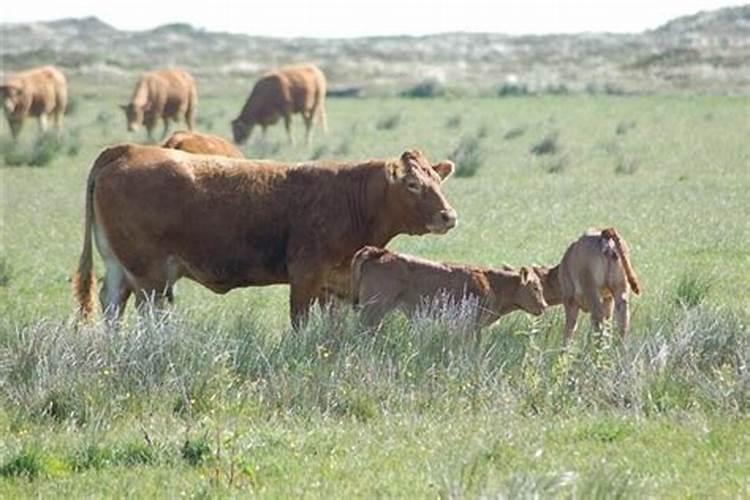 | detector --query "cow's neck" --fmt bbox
[342,163,401,248]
